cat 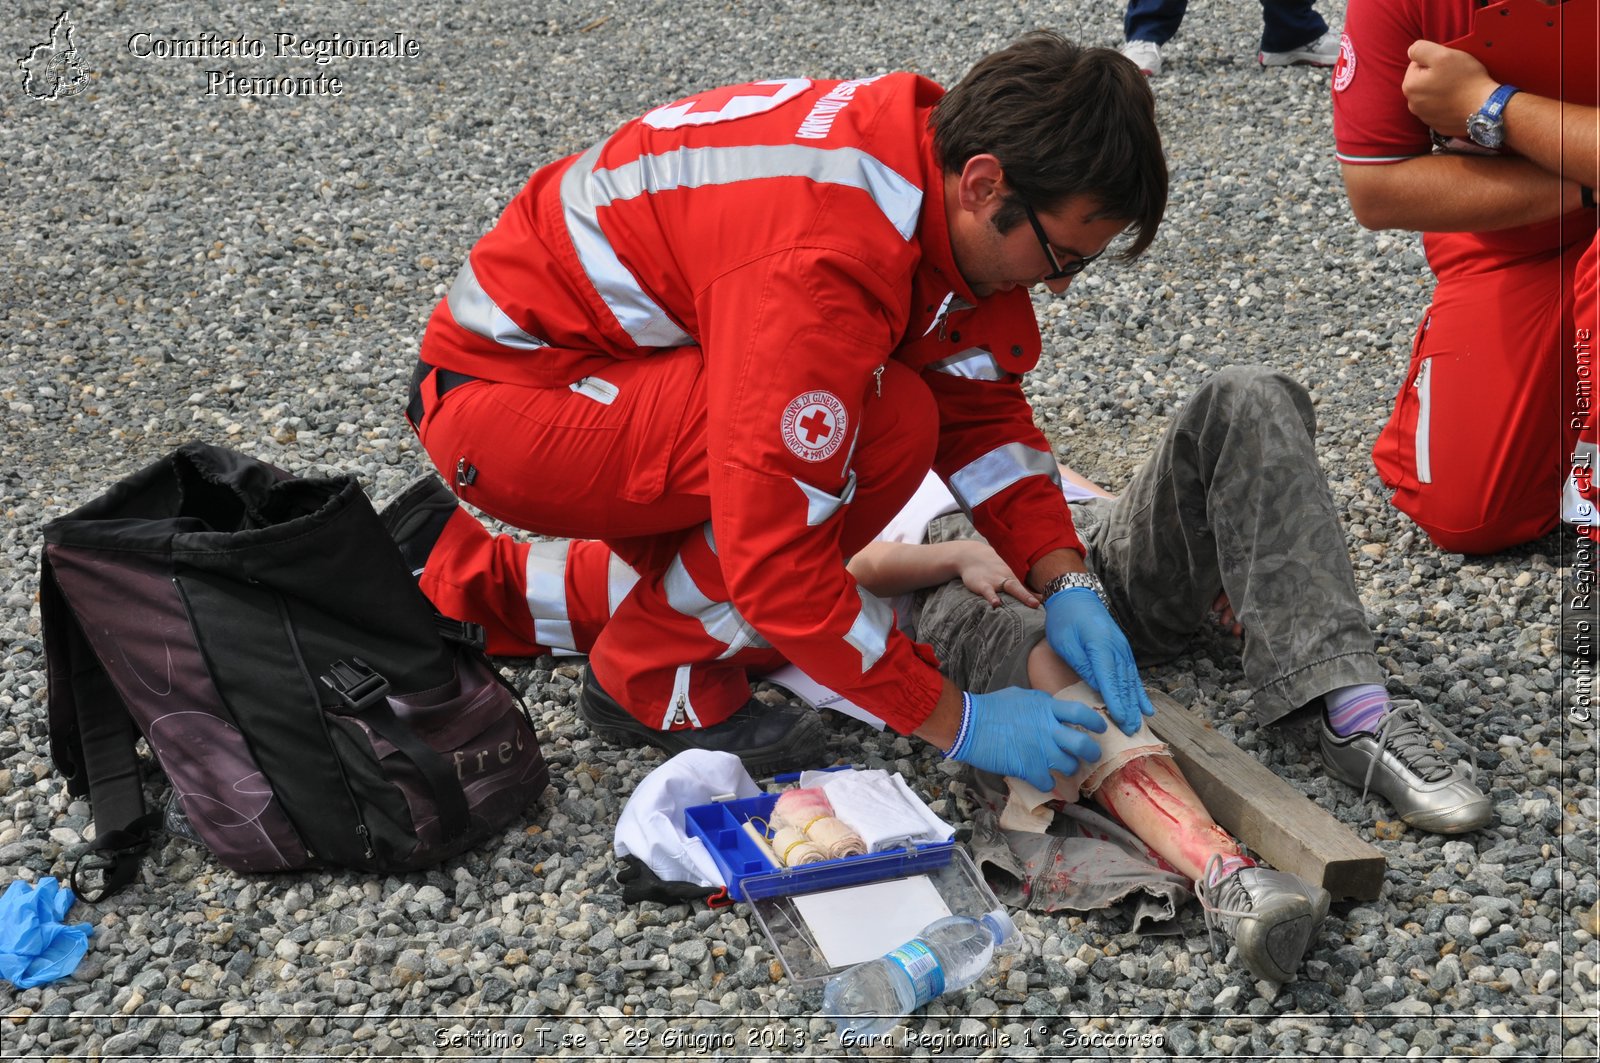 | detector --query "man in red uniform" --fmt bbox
[1333,0,1597,555]
[1393,12,1599,543]
[387,32,1169,779]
